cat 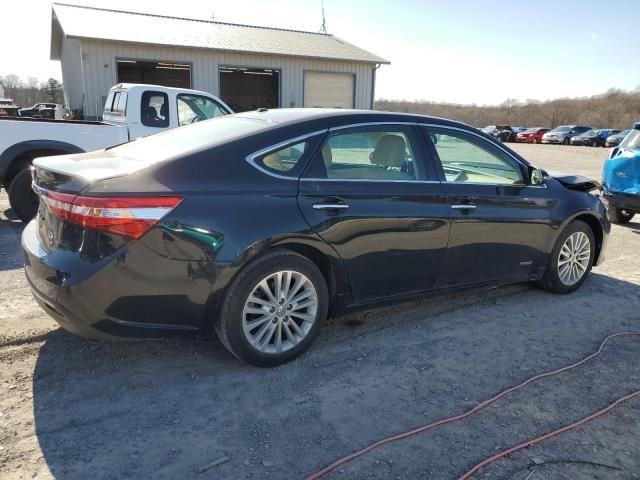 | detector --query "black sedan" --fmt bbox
[23,109,609,366]
[570,129,621,147]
